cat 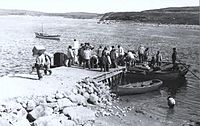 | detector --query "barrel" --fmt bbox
[53,52,68,67]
